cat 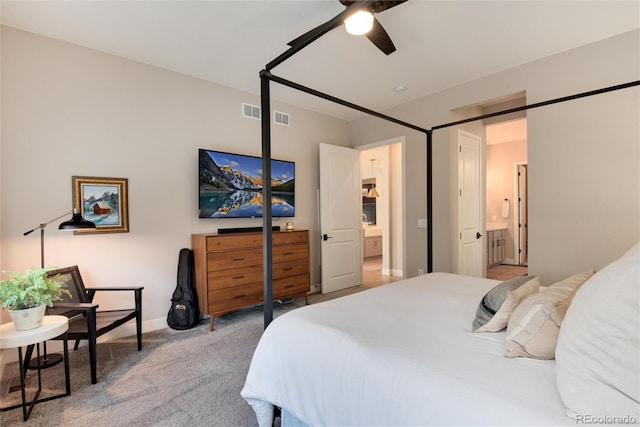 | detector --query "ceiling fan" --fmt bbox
[288,0,408,56]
